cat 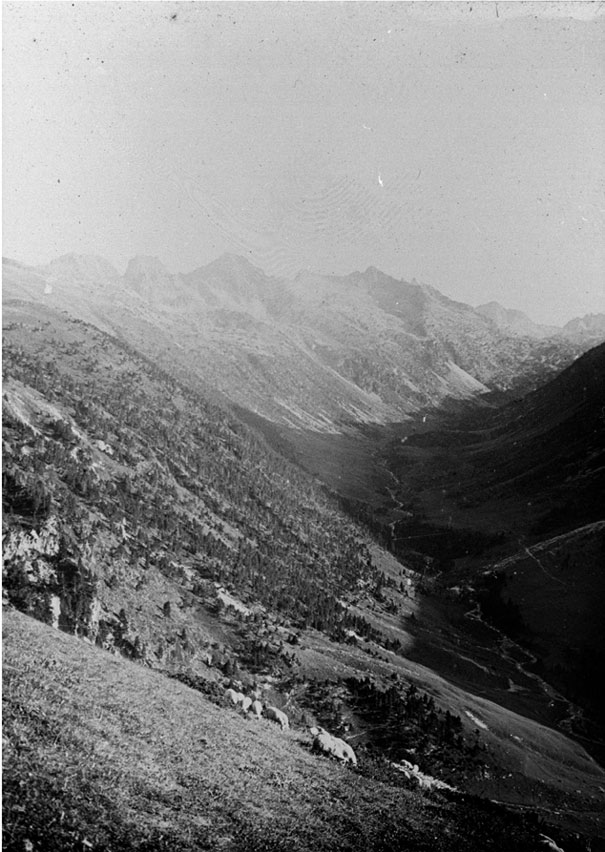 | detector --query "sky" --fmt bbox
[3,1,604,325]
